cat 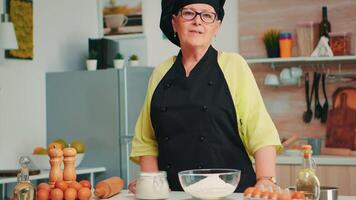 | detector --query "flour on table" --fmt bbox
[184,174,236,199]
